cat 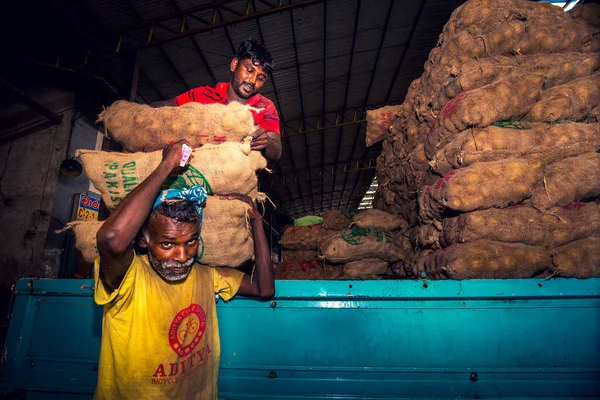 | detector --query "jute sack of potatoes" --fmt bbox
[425,74,544,159]
[442,203,600,248]
[524,73,600,123]
[279,224,324,250]
[98,100,256,152]
[442,0,565,39]
[436,54,600,110]
[343,258,389,278]
[418,157,544,222]
[274,260,343,280]
[319,227,405,263]
[321,210,352,230]
[365,106,401,147]
[432,123,600,176]
[77,142,266,209]
[58,196,254,267]
[416,240,552,280]
[282,249,318,261]
[569,3,600,28]
[552,237,600,278]
[352,209,407,231]
[531,152,600,210]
